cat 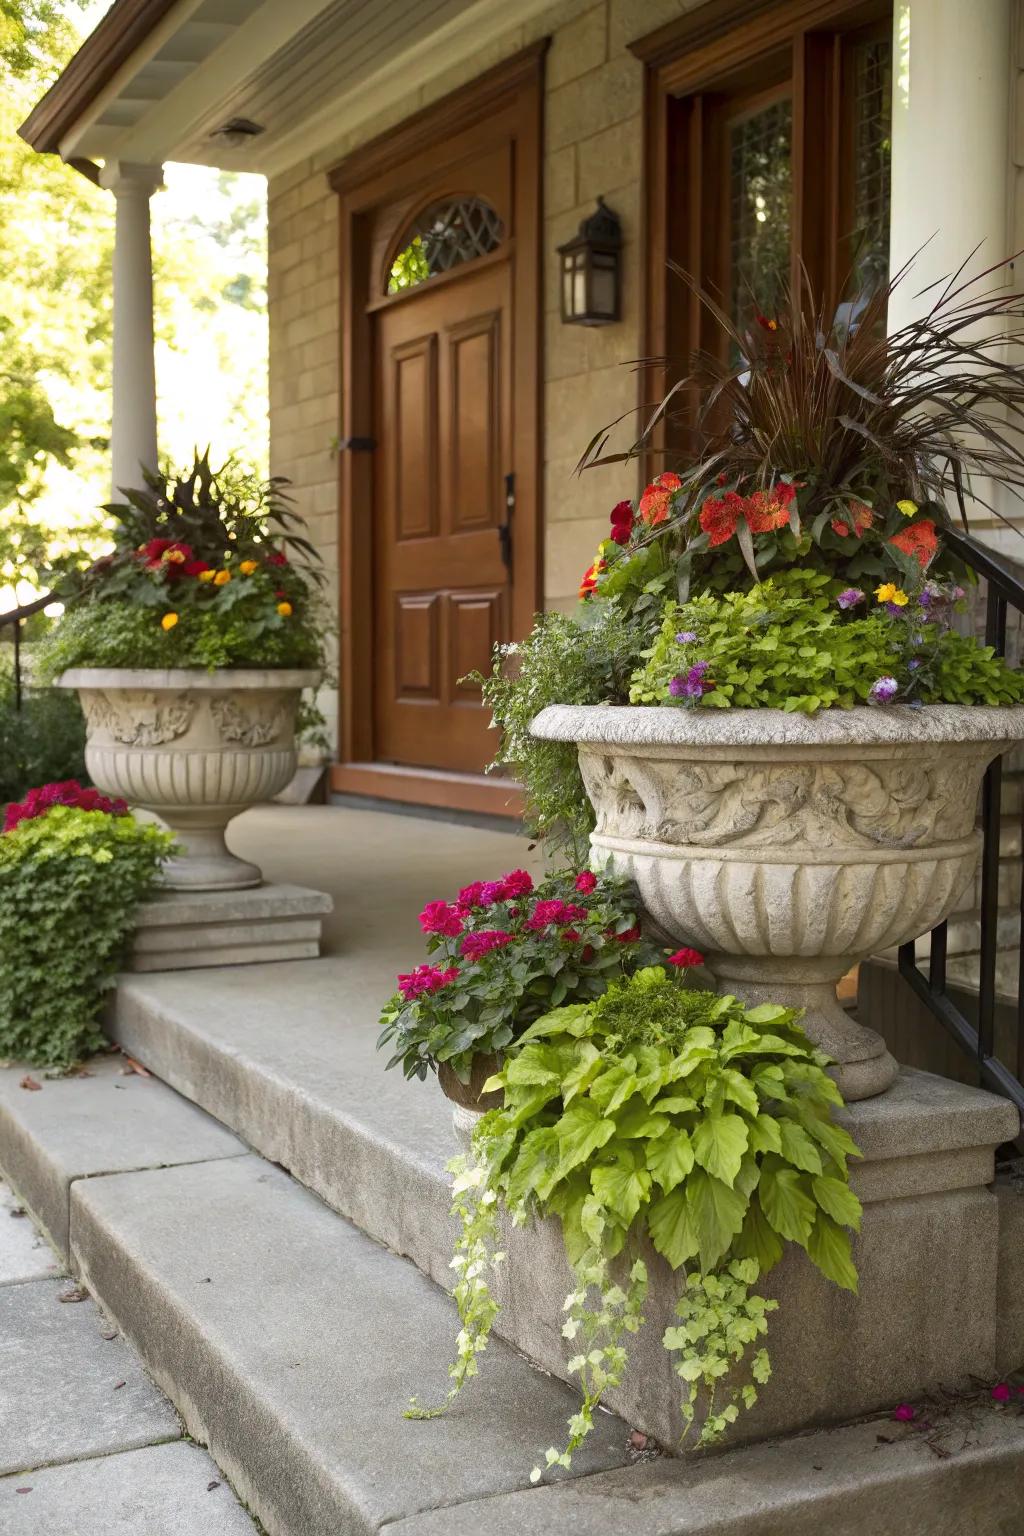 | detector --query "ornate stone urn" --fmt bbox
[58,668,319,891]
[532,703,1024,1100]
